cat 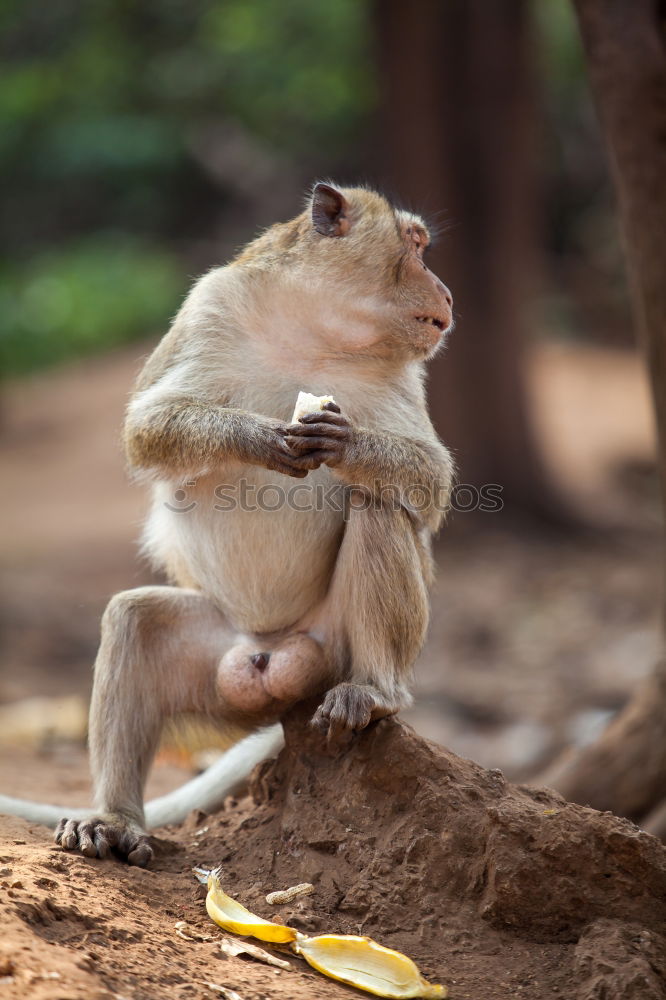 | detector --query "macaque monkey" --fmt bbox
[0,184,453,866]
